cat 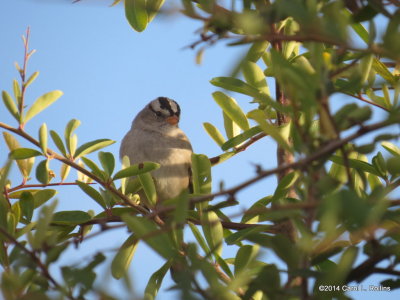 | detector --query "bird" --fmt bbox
[120,97,193,206]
